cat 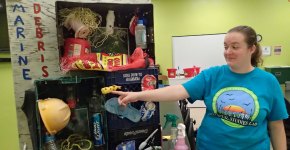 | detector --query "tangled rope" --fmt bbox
[59,7,127,49]
[60,134,92,150]
[59,7,102,34]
